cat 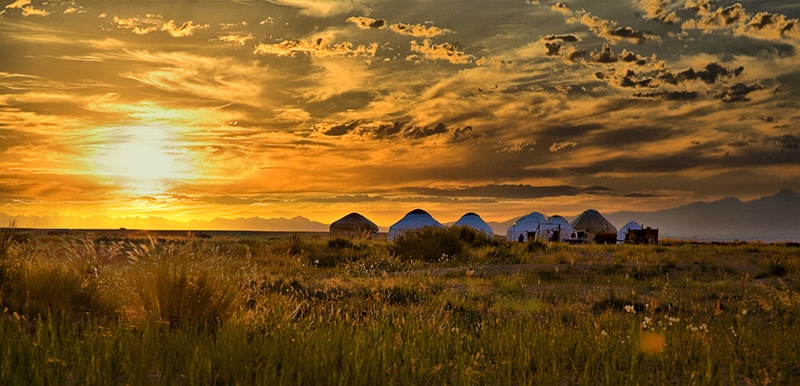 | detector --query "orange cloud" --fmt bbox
[390,23,447,38]
[254,38,377,58]
[408,39,473,64]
